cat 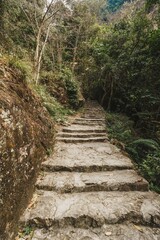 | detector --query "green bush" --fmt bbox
[59,68,80,109]
[127,138,159,162]
[34,84,74,122]
[141,151,160,192]
[40,68,80,109]
[40,71,57,85]
[145,0,159,12]
[106,111,160,192]
[106,112,135,144]
[65,77,79,109]
[8,56,32,82]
